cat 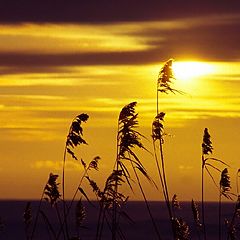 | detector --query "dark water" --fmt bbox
[0,200,237,239]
